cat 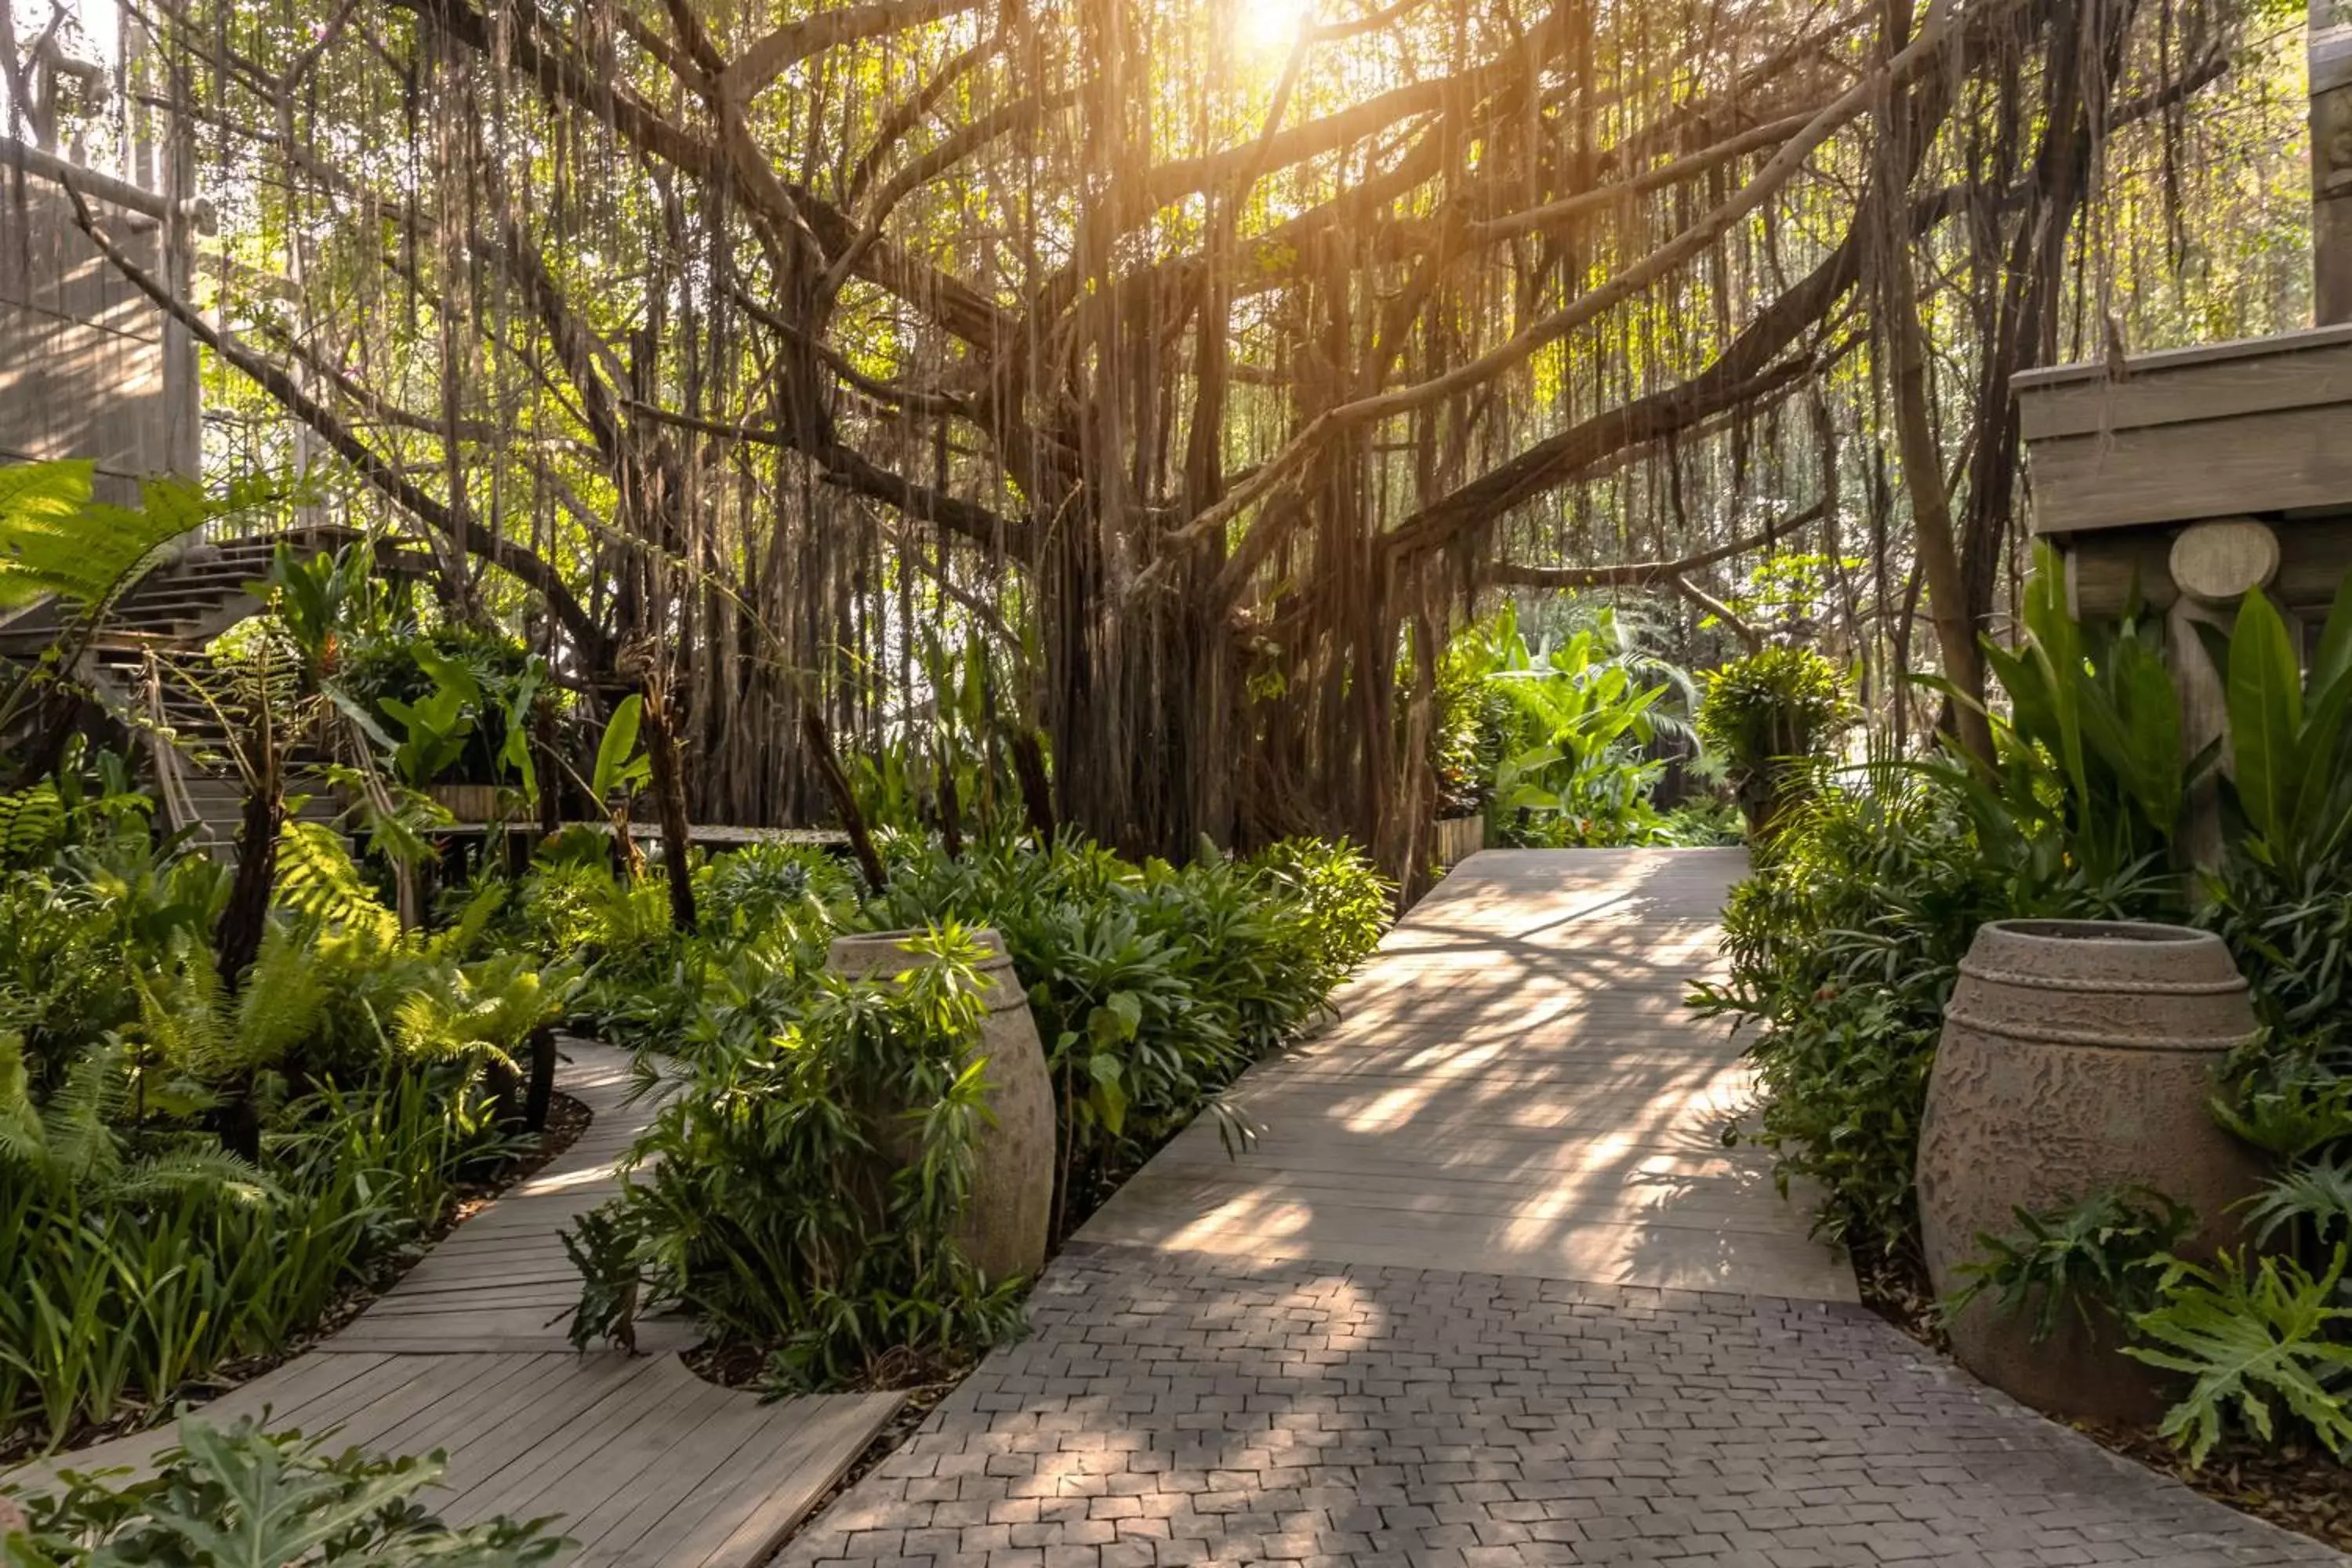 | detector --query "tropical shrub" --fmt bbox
[0,1416,564,1565]
[1695,644,1850,837]
[1708,554,2352,1463]
[0,1042,513,1451]
[860,833,1389,1220]
[1486,632,1671,845]
[557,827,1389,1386]
[0,804,562,1455]
[1695,768,2010,1258]
[1428,630,1518,818]
[565,927,1023,1388]
[1426,604,1703,847]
